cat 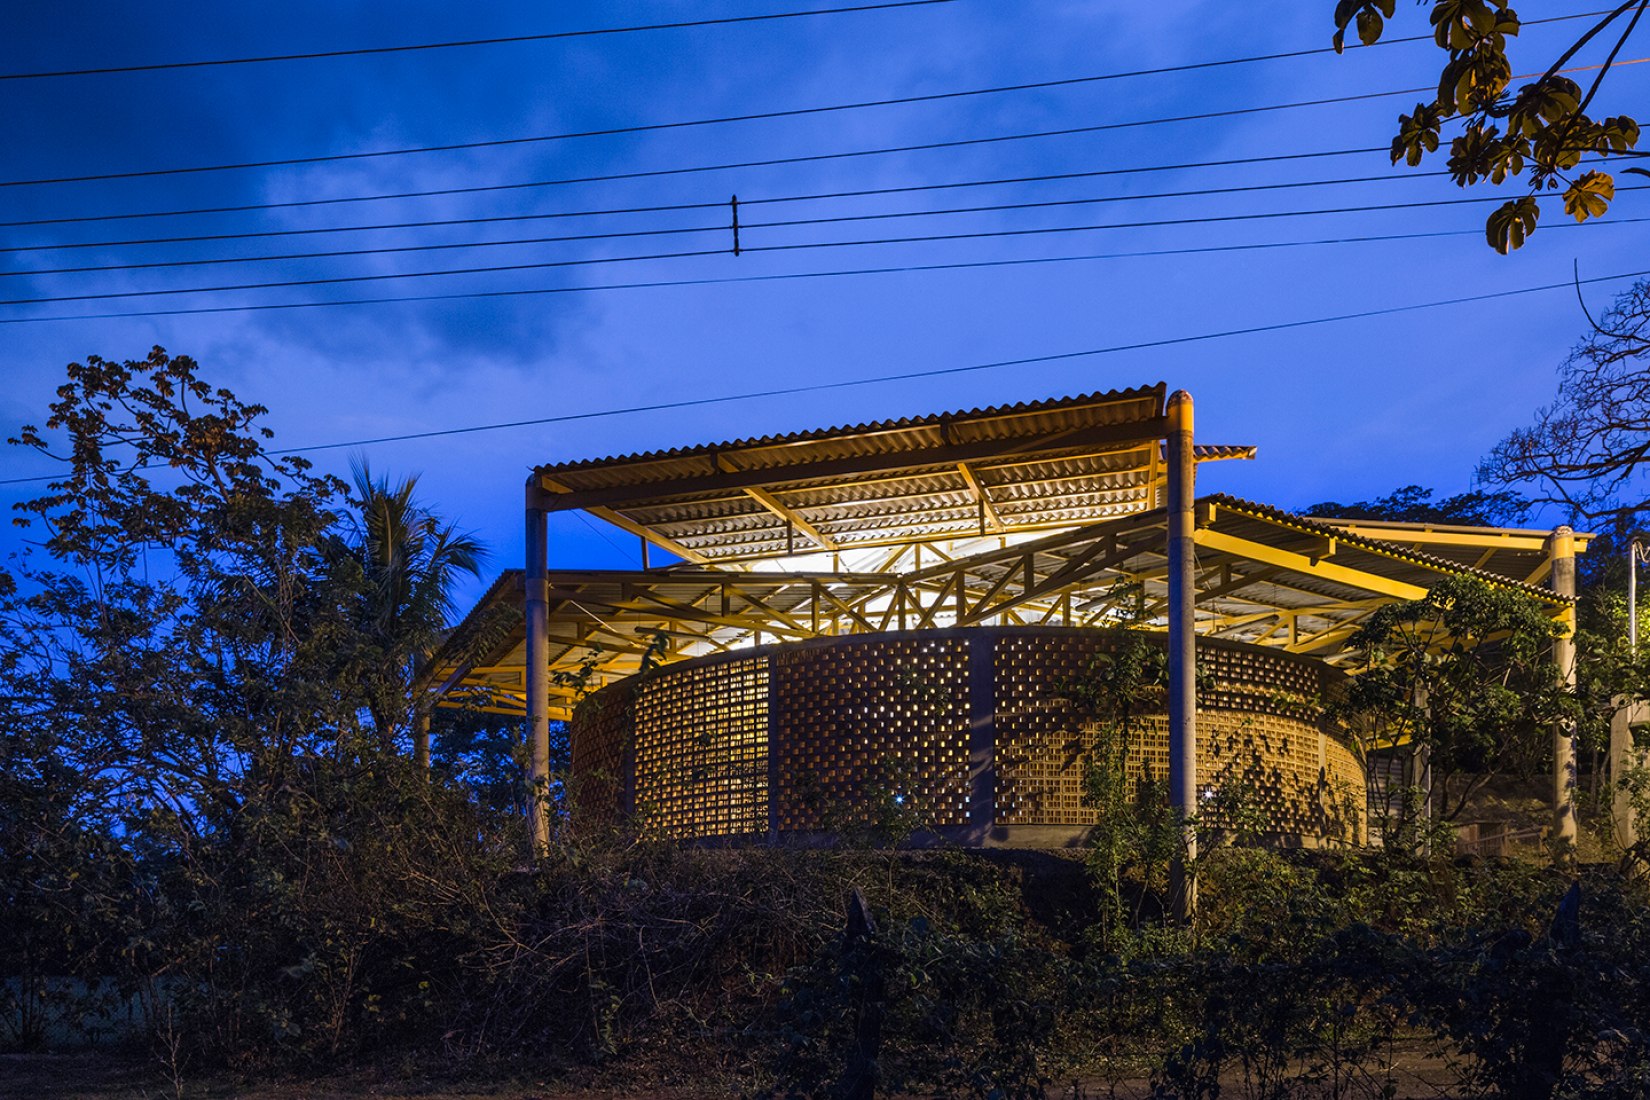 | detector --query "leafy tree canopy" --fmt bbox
[1302,483,1531,526]
[1332,0,1645,252]
[2,347,498,827]
[1334,575,1575,822]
